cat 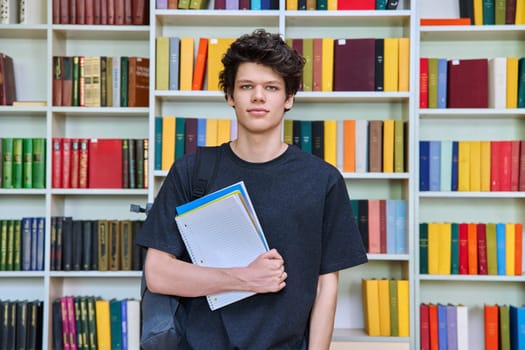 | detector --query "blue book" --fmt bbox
[440,140,453,191]
[446,304,458,350]
[451,141,459,191]
[155,116,162,170]
[197,118,207,147]
[395,199,407,254]
[510,305,525,349]
[437,304,448,350]
[36,217,45,271]
[251,0,261,9]
[437,58,448,108]
[386,200,397,254]
[30,217,38,270]
[496,223,506,275]
[121,300,128,350]
[21,217,33,271]
[429,140,441,191]
[419,141,430,191]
